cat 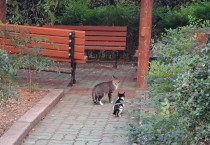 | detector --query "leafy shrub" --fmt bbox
[152,2,210,36]
[189,2,210,22]
[126,25,210,144]
[6,0,68,25]
[152,6,189,36]
[60,0,92,25]
[60,0,140,58]
[0,49,18,101]
[175,46,210,136]
[0,26,54,93]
